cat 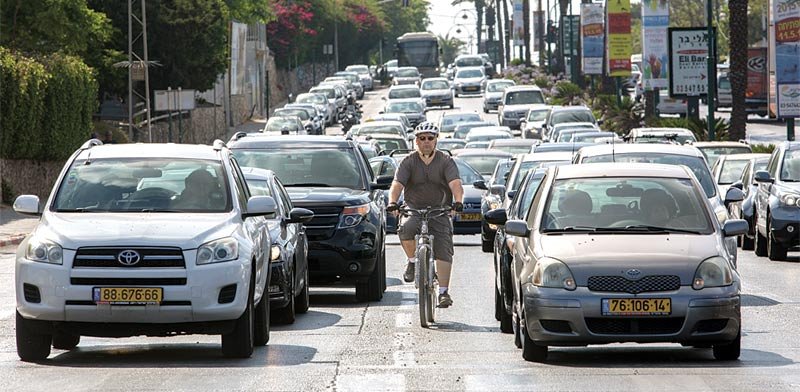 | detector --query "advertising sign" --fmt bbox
[513,0,524,46]
[154,89,196,112]
[641,0,669,89]
[668,27,712,97]
[773,0,800,117]
[561,15,580,56]
[606,0,632,77]
[581,3,605,75]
